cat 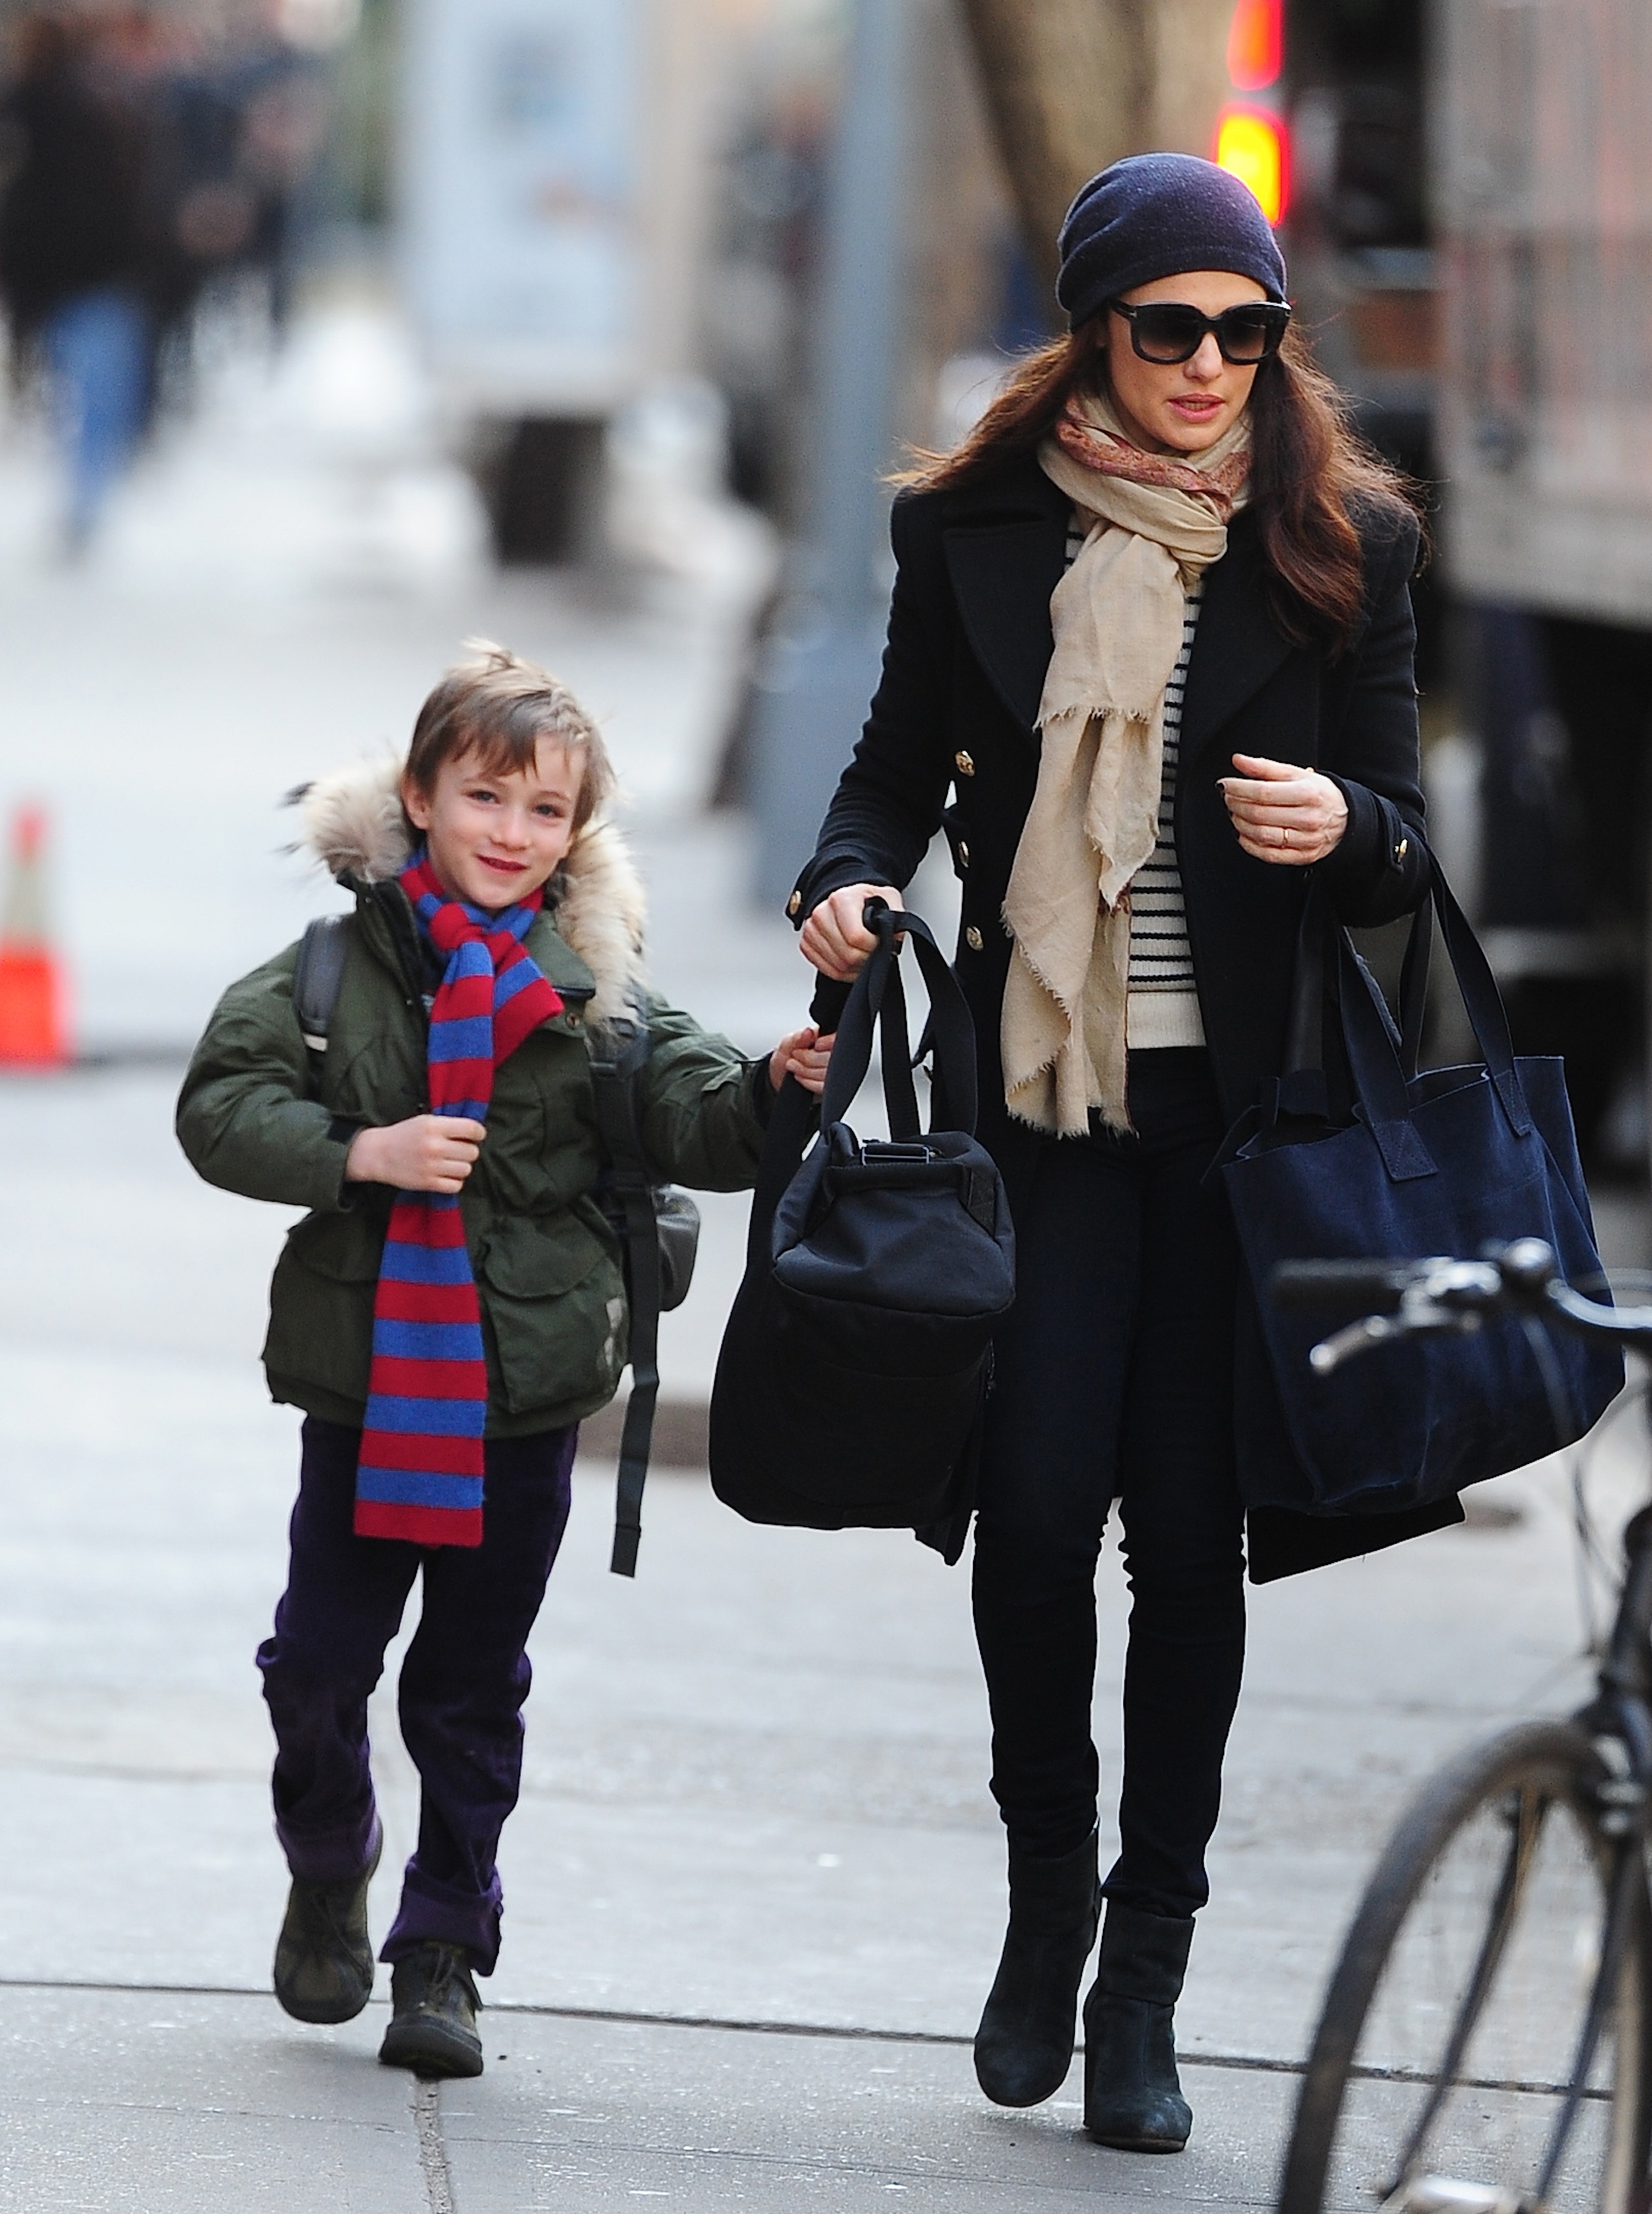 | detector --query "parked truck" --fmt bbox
[1432,0,1652,1175]
[1276,0,1652,1179]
